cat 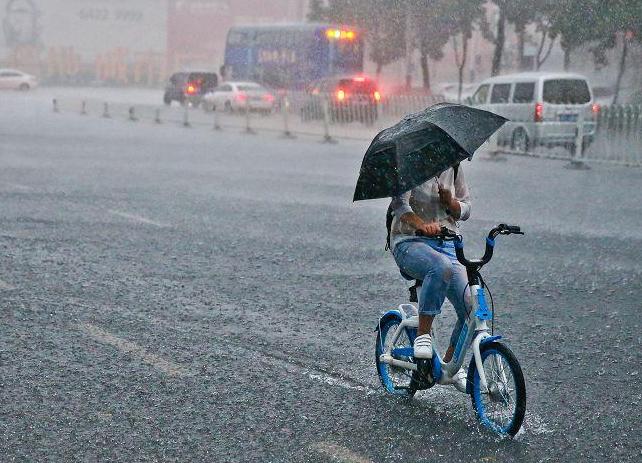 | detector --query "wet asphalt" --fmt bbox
[0,92,641,462]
